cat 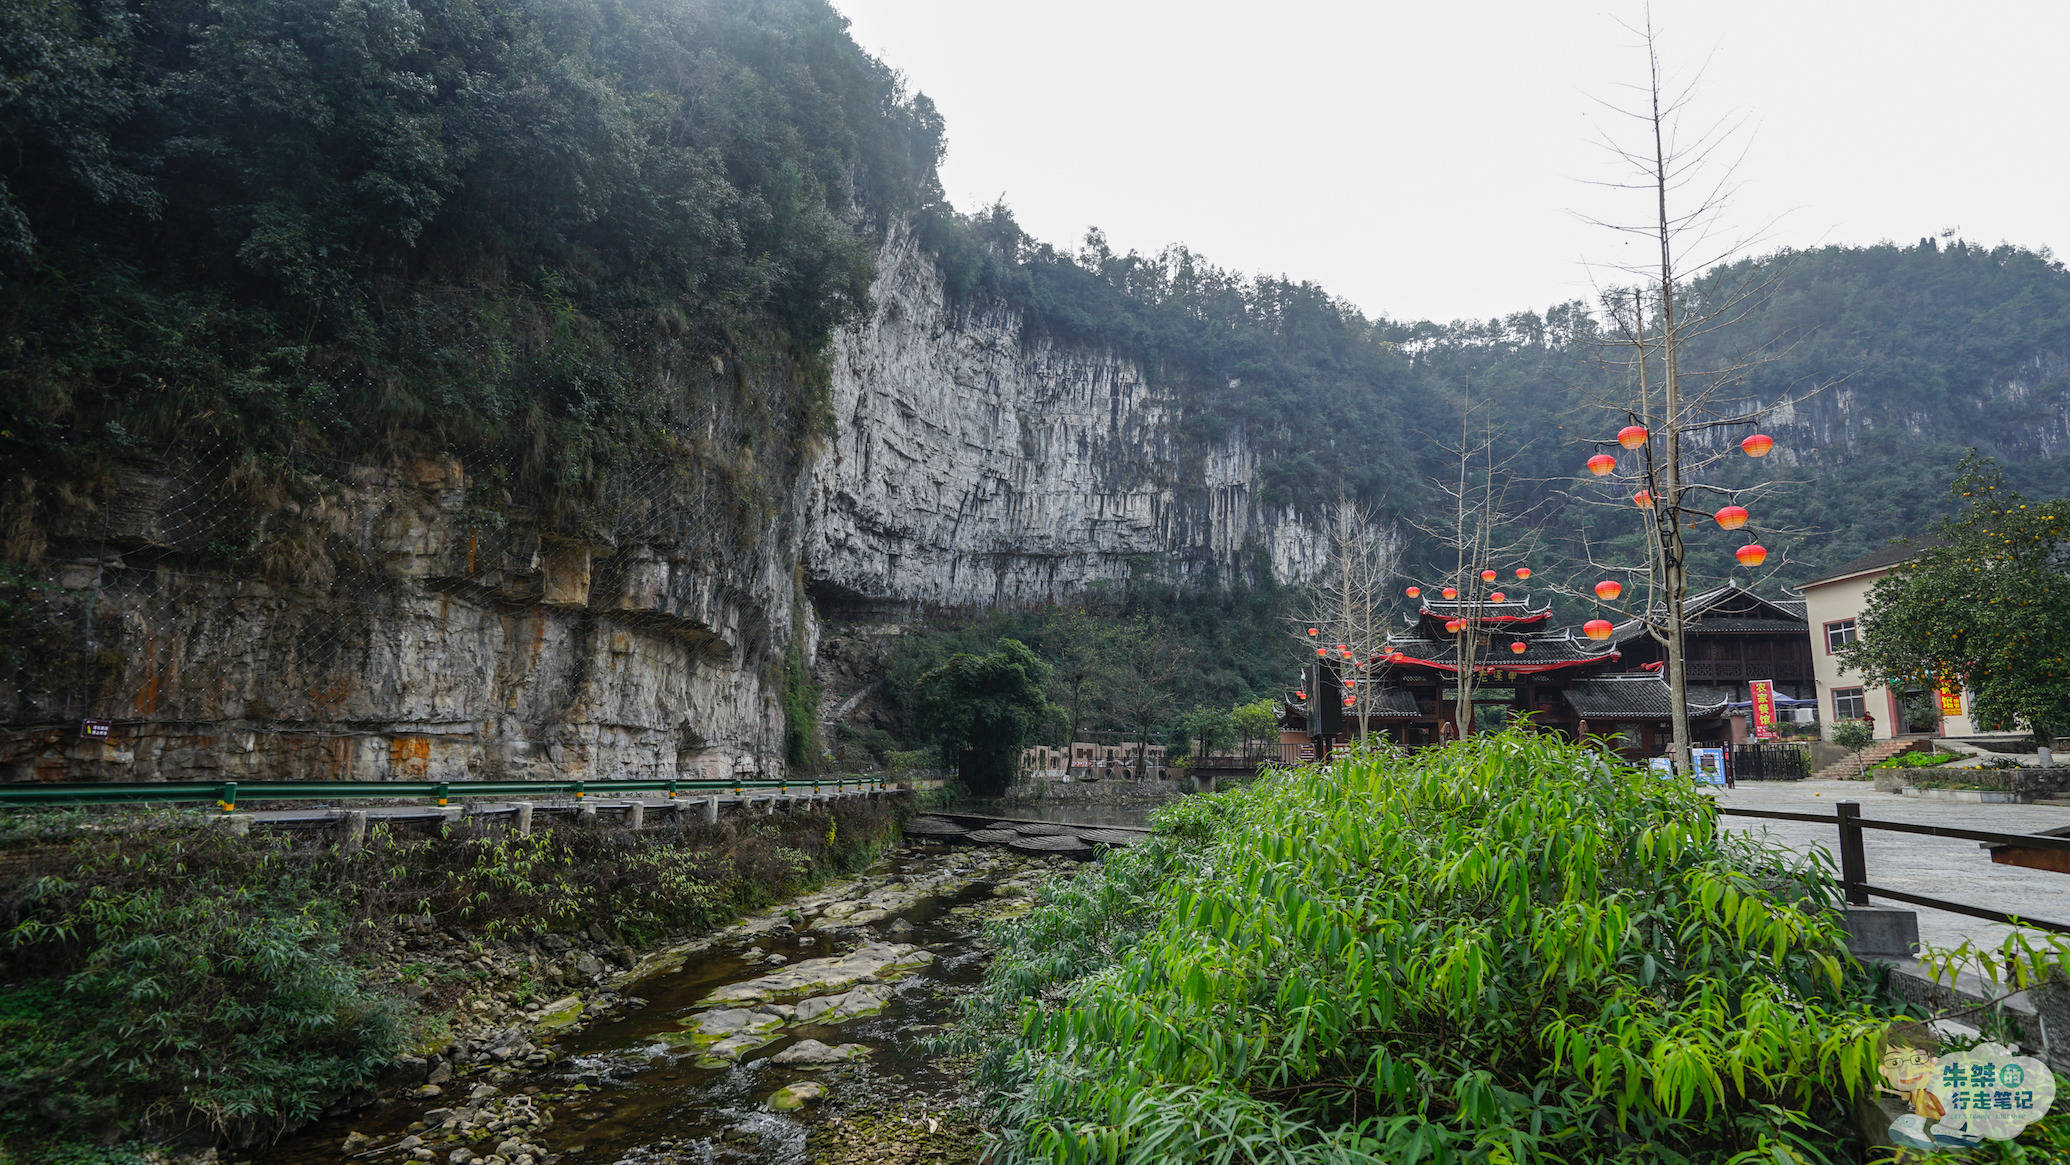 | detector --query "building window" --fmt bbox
[1824,619,1858,653]
[1833,687,1865,720]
